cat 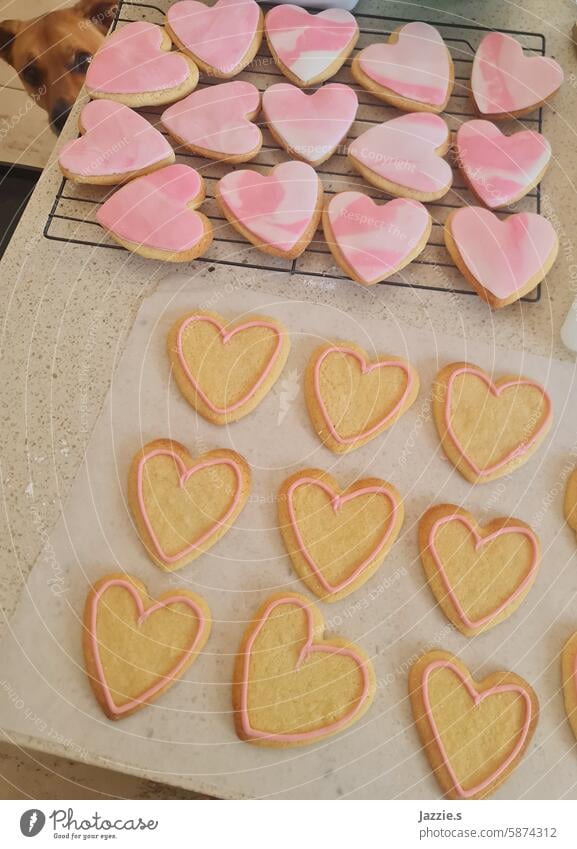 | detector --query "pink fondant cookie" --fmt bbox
[348,113,452,202]
[262,82,357,166]
[444,206,558,308]
[265,4,359,87]
[472,31,563,119]
[59,100,175,185]
[455,120,551,209]
[85,21,199,106]
[97,164,213,262]
[161,81,262,163]
[166,0,263,78]
[323,192,431,286]
[216,161,323,259]
[352,22,454,113]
